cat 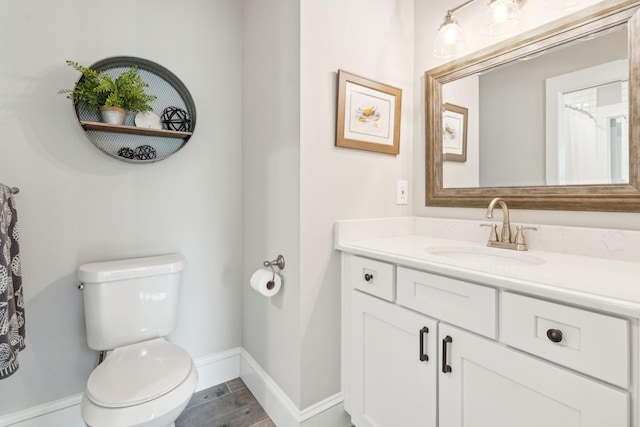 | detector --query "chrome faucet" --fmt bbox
[483,197,537,251]
[486,197,512,243]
